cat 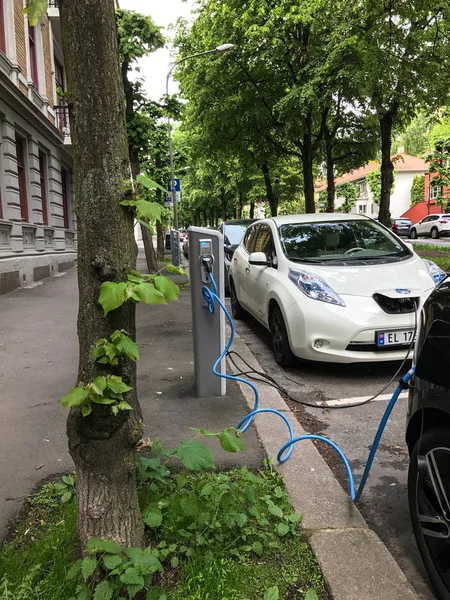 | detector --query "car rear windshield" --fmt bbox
[278,220,411,264]
[224,224,250,248]
[395,219,411,224]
